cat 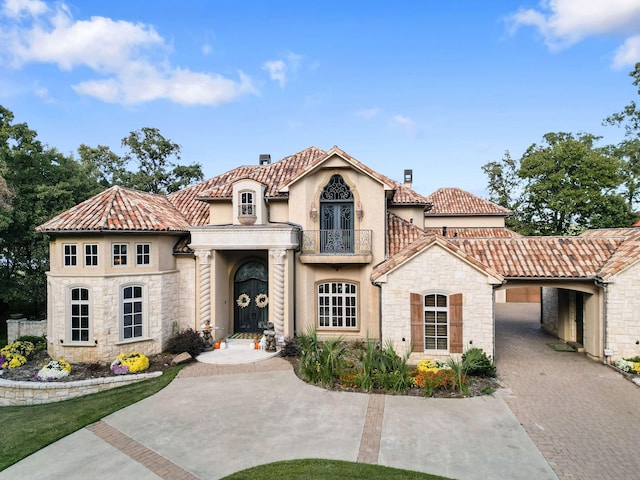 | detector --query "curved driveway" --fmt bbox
[495,303,640,480]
